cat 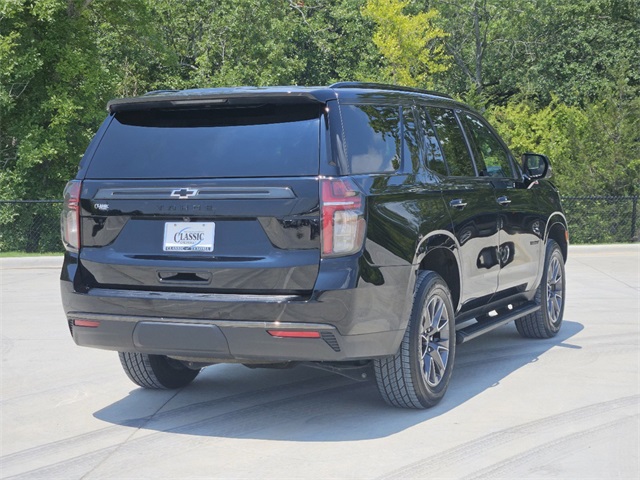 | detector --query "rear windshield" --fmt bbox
[86,103,321,179]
